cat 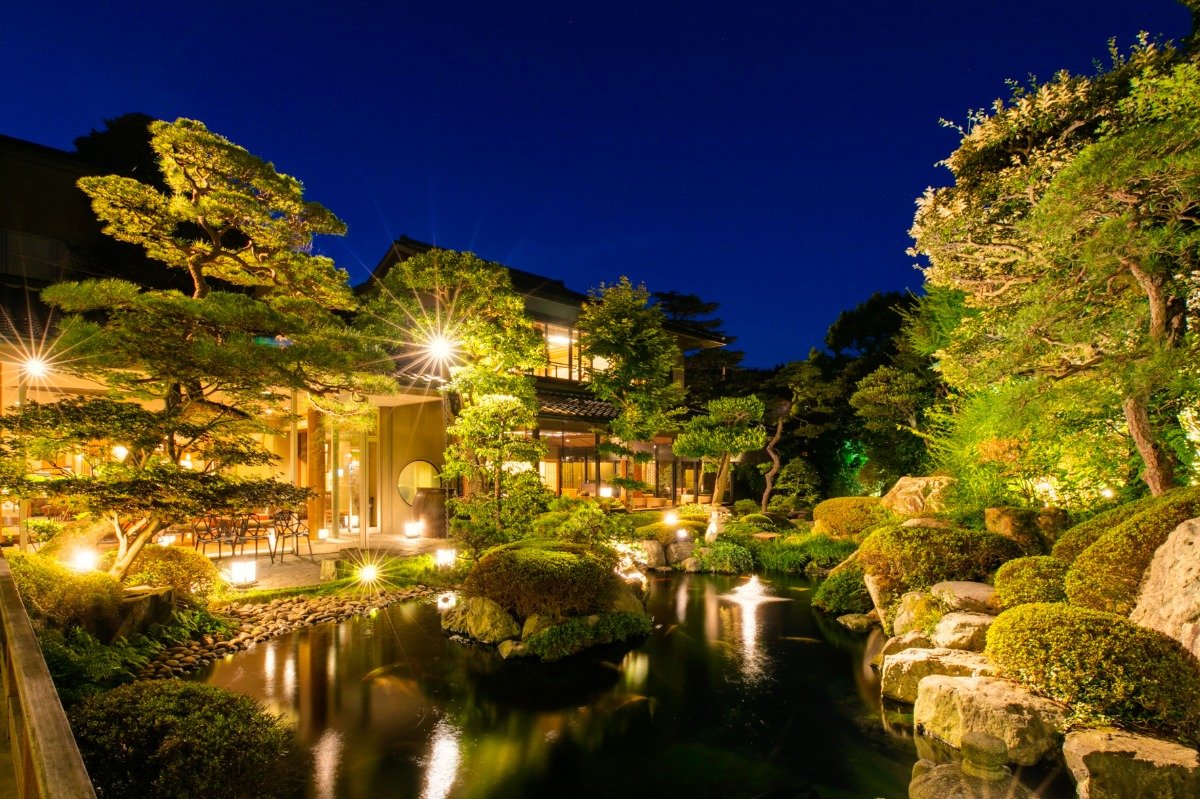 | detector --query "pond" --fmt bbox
[195,574,1056,799]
